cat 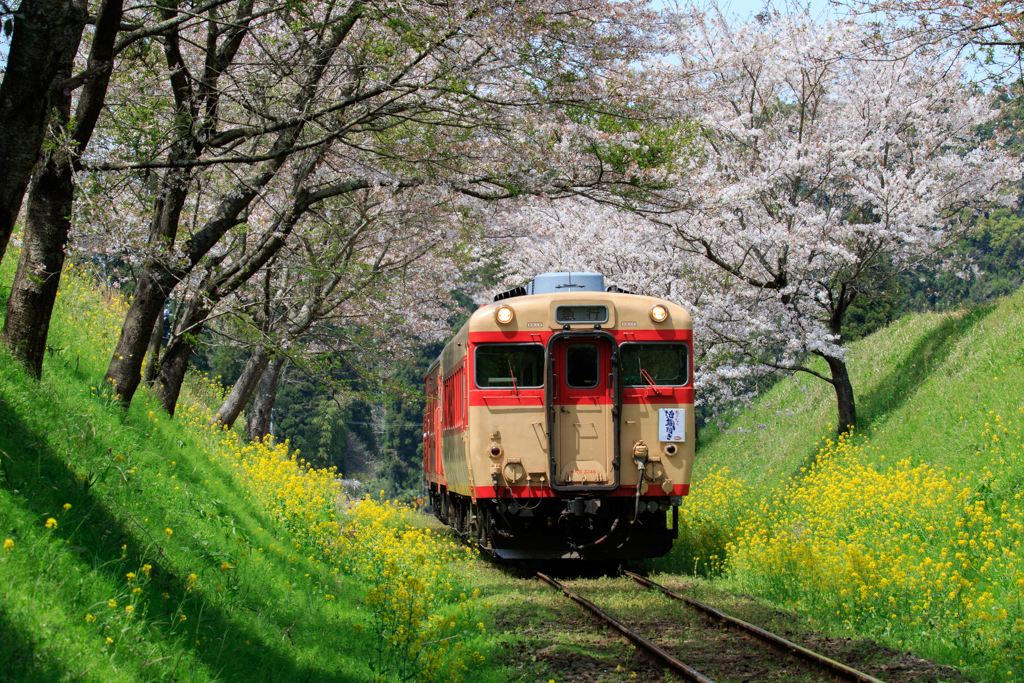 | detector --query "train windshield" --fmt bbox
[474,344,545,388]
[620,343,690,386]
